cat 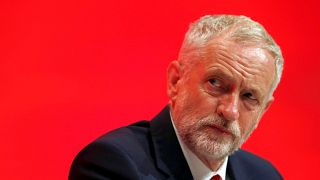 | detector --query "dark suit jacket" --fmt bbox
[69,106,283,180]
